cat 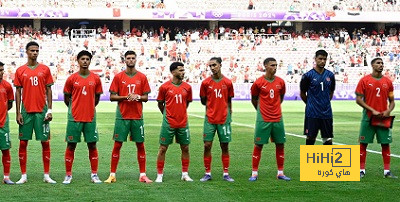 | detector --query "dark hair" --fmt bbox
[371,57,383,65]
[77,50,92,60]
[0,61,4,66]
[263,57,276,66]
[26,41,39,50]
[209,57,222,64]
[315,49,328,58]
[125,50,137,58]
[170,61,184,72]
